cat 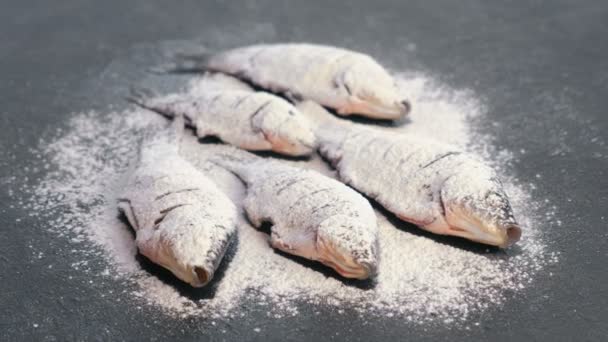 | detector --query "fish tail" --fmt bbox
[295,100,342,129]
[137,108,186,156]
[126,86,160,112]
[149,52,213,74]
[140,114,184,150]
[125,86,156,105]
[169,114,186,145]
[295,100,349,146]
[126,87,179,122]
[208,147,258,179]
